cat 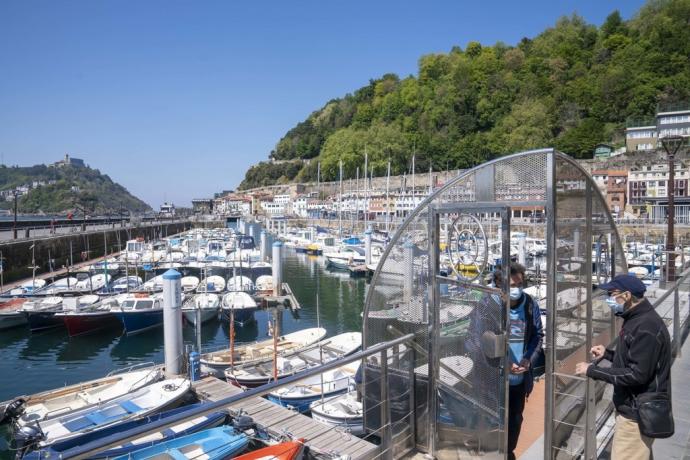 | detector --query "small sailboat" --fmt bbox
[225,332,362,388]
[198,275,226,293]
[310,390,364,435]
[233,438,306,460]
[110,425,248,460]
[226,275,254,293]
[13,378,190,452]
[255,275,274,295]
[181,275,200,293]
[35,277,77,295]
[221,291,257,325]
[200,327,327,378]
[182,293,220,326]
